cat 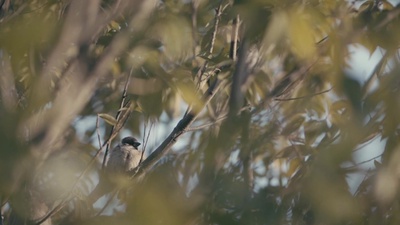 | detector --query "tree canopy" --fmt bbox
[1,0,400,224]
